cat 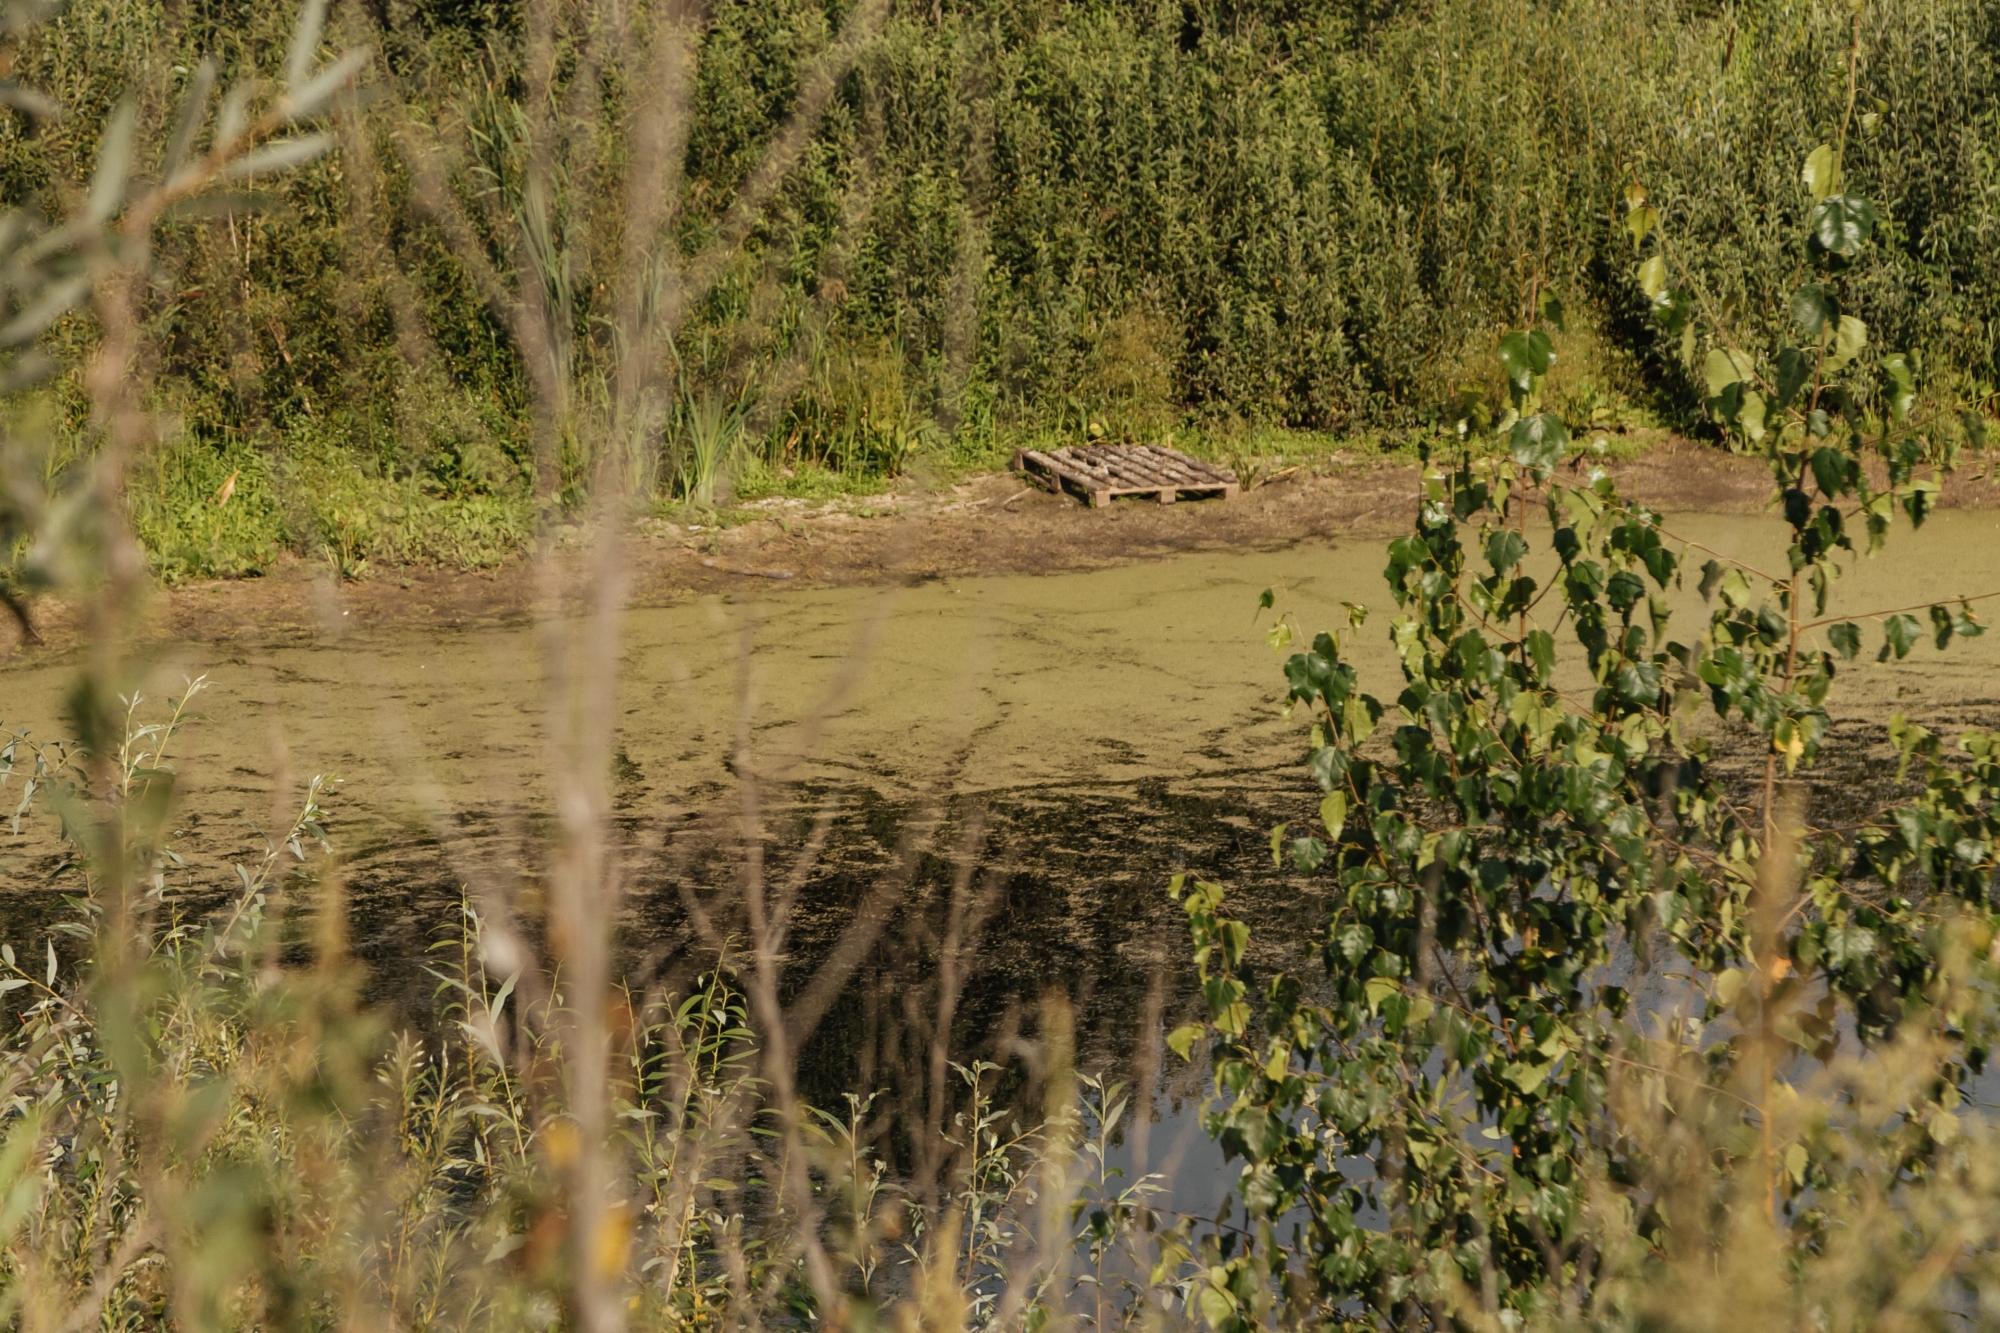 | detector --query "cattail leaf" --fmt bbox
[221,133,330,181]
[85,99,136,224]
[0,348,57,391]
[0,274,88,345]
[0,81,59,121]
[160,58,217,184]
[213,82,253,154]
[285,0,329,89]
[160,190,285,221]
[283,48,370,122]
